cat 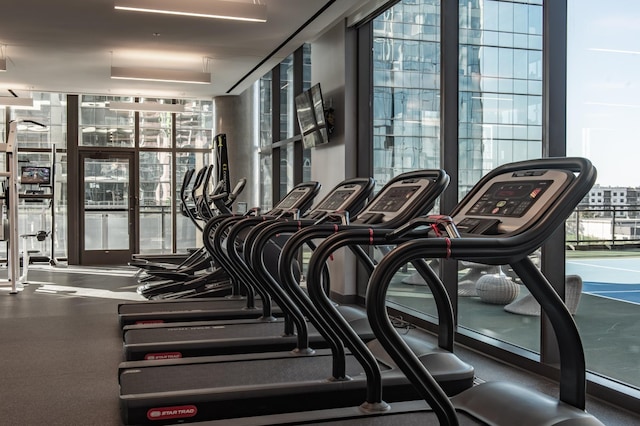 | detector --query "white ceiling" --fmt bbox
[0,0,369,100]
